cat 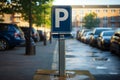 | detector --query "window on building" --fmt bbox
[119,10,120,14]
[103,16,108,20]
[103,16,108,24]
[111,23,115,28]
[119,23,120,27]
[119,16,120,21]
[111,9,116,13]
[88,10,92,13]
[72,10,76,15]
[80,17,83,22]
[72,17,75,22]
[103,9,108,13]
[80,10,84,15]
[103,23,108,27]
[96,10,100,13]
[111,16,115,21]
[96,17,100,22]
